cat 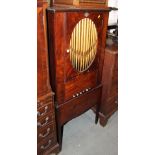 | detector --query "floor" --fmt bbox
[57,110,118,155]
